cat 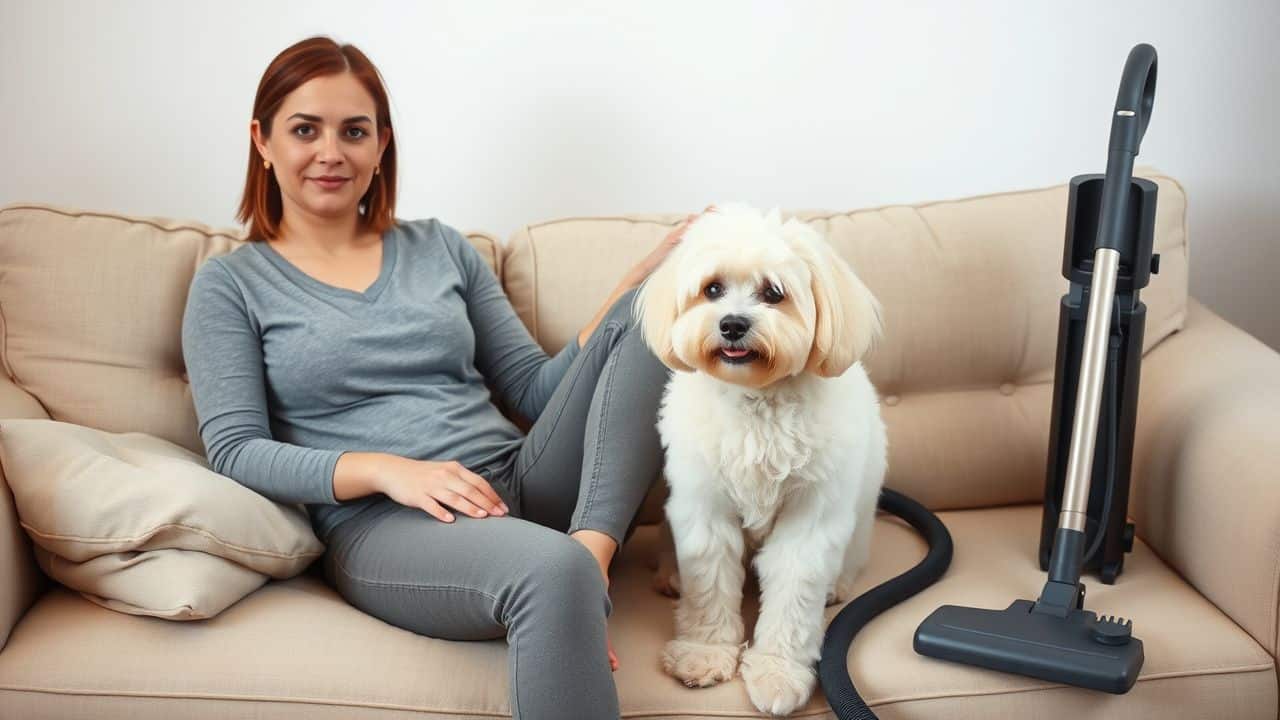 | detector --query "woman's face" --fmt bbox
[252,72,390,227]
